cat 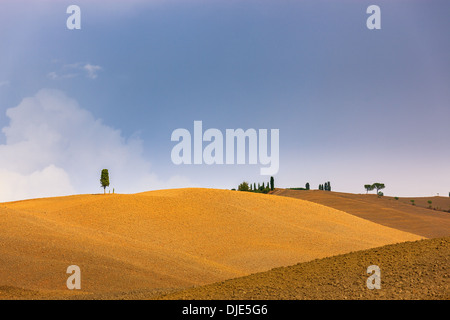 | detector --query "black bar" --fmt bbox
[1,300,447,319]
